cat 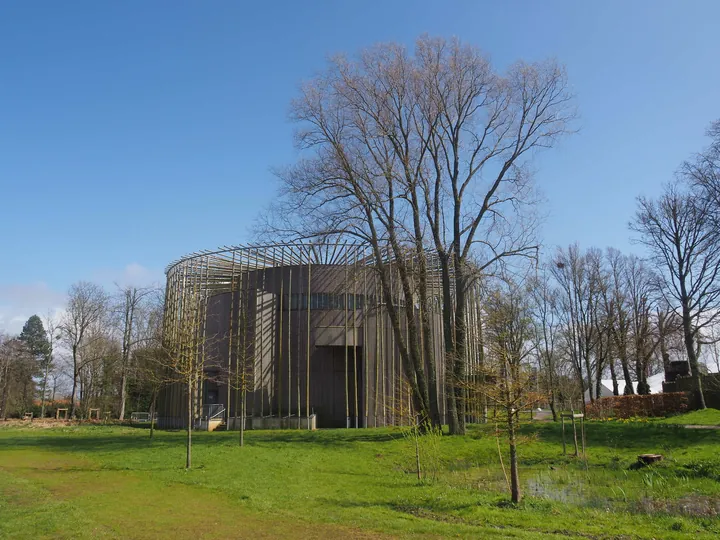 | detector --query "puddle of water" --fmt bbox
[526,476,584,504]
[527,474,720,518]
